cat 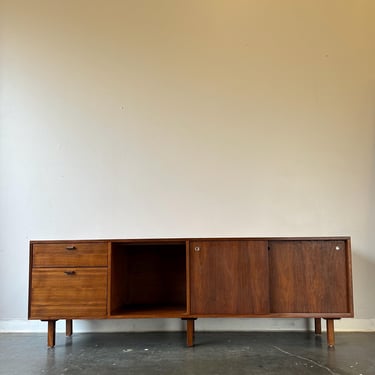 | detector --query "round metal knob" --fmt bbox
[194,246,200,252]
[335,246,340,251]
